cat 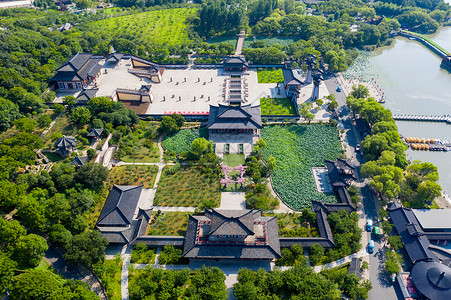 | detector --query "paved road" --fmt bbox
[324,74,402,300]
[235,31,246,56]
[44,246,107,299]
